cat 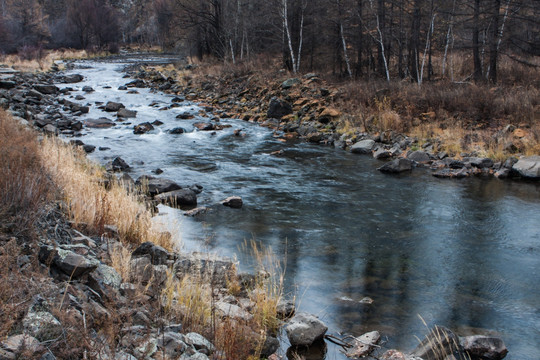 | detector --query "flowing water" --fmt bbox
[57,56,540,359]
